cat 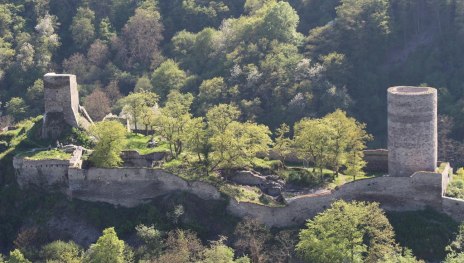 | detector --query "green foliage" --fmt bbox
[294,110,372,178]
[6,249,30,263]
[6,97,28,121]
[18,149,71,160]
[70,7,96,49]
[118,91,158,130]
[124,133,169,155]
[219,184,282,207]
[387,209,459,261]
[445,169,464,199]
[155,91,195,158]
[89,121,127,168]
[296,200,413,263]
[84,227,127,263]
[151,60,188,102]
[41,240,82,263]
